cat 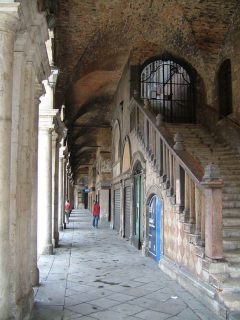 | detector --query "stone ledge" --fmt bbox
[159,255,227,319]
[229,312,240,320]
